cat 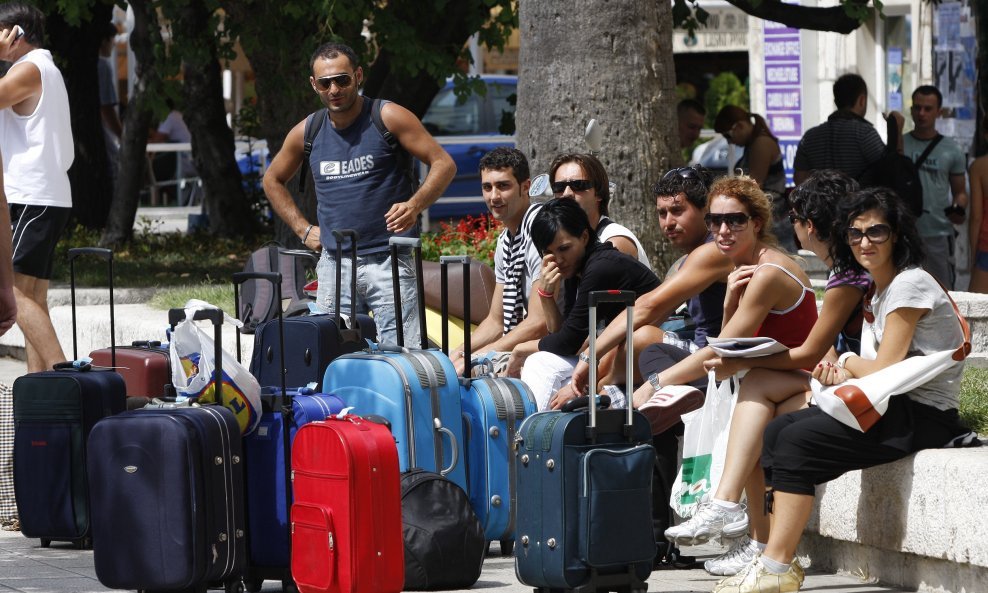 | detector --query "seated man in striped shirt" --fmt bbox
[450,147,549,376]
